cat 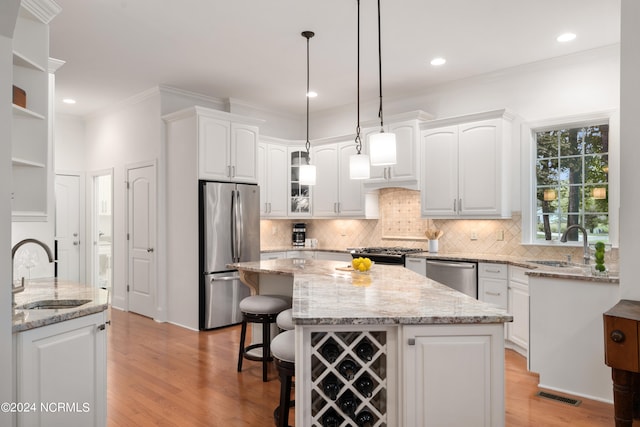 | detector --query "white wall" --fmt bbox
[54,114,85,171]
[0,8,18,423]
[84,90,162,311]
[619,0,640,299]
